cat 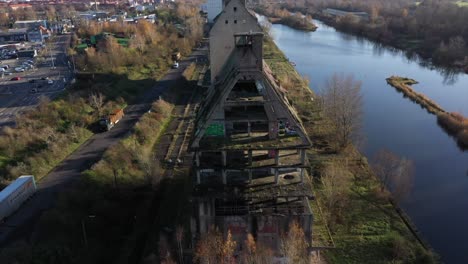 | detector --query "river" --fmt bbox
[263,17,468,263]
